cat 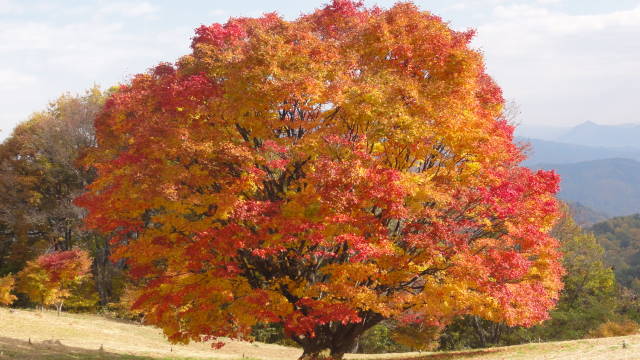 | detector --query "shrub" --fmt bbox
[358,322,409,354]
[587,319,639,338]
